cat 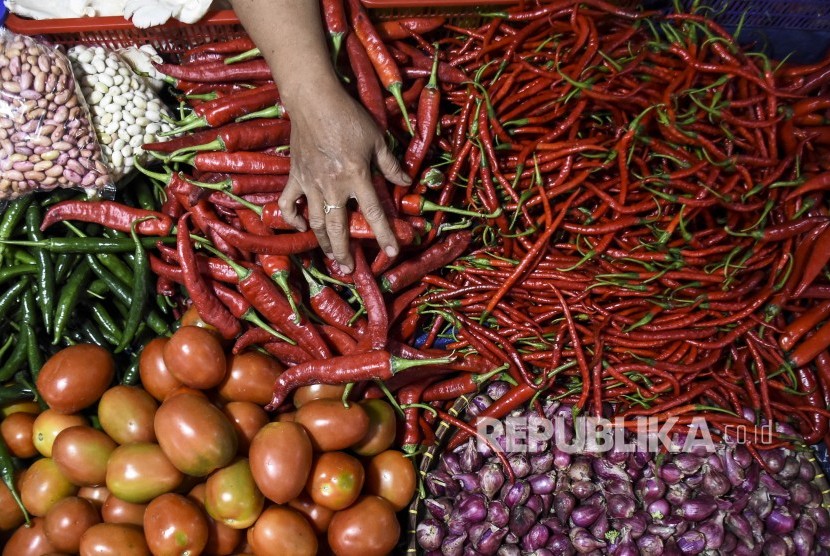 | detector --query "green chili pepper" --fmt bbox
[0,236,175,254]
[121,357,141,386]
[0,380,34,405]
[0,264,37,285]
[25,203,55,334]
[25,323,43,381]
[0,196,33,266]
[85,255,169,337]
[79,319,109,348]
[134,179,157,212]
[53,259,93,345]
[117,221,151,353]
[90,302,122,347]
[53,252,79,283]
[0,325,29,382]
[0,435,29,525]
[0,278,29,322]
